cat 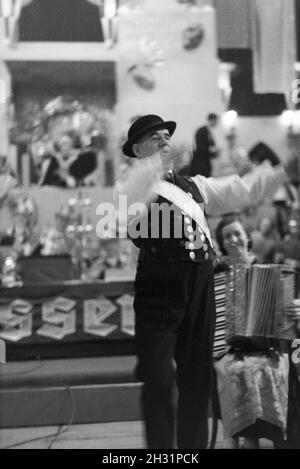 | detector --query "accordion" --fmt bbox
[213,265,296,356]
[213,272,227,357]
